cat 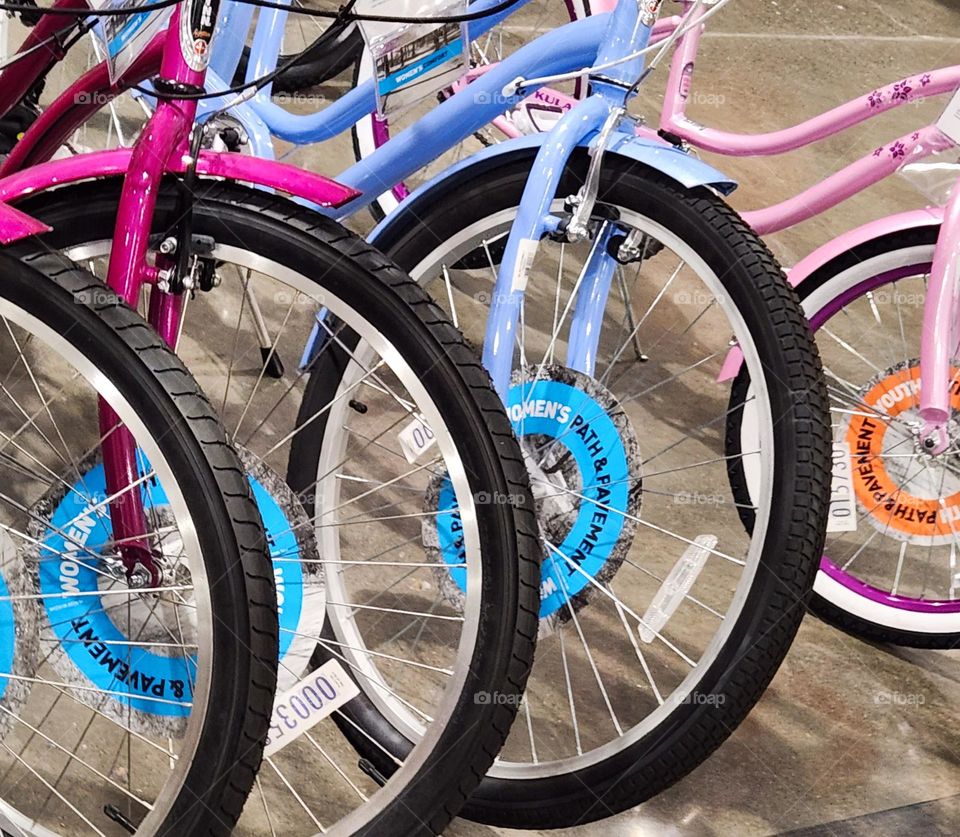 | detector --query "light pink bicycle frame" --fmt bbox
[0,1,360,572]
[510,0,960,440]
